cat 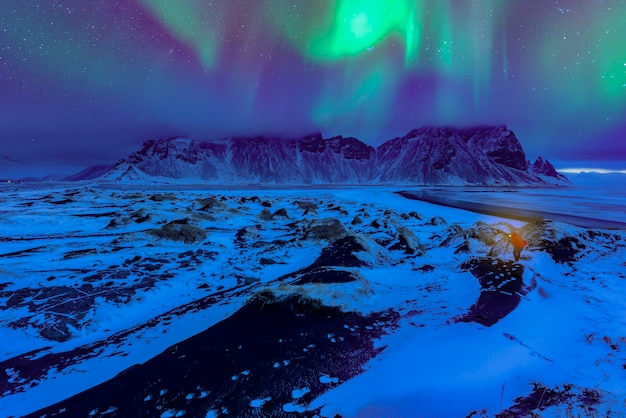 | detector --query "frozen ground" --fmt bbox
[0,181,625,417]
